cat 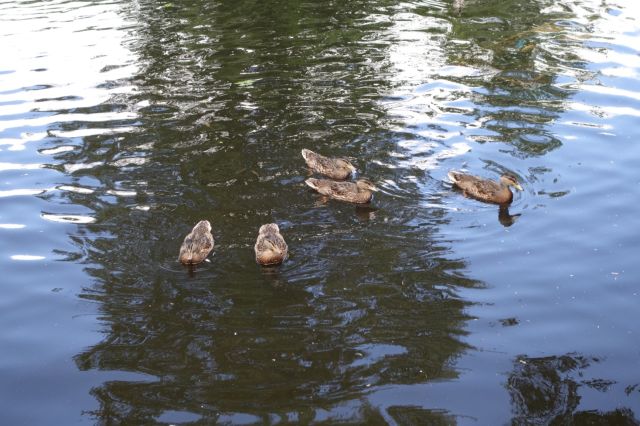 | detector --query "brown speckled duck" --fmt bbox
[178,220,214,265]
[254,223,288,265]
[301,149,356,180]
[448,171,523,204]
[305,178,378,204]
